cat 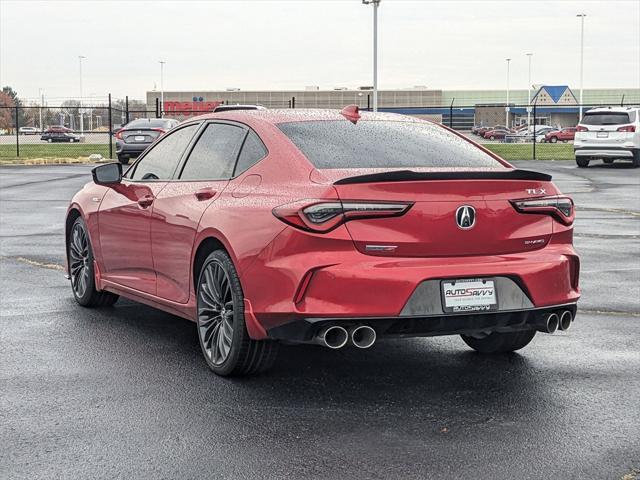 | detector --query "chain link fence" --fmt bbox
[1,94,636,162]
